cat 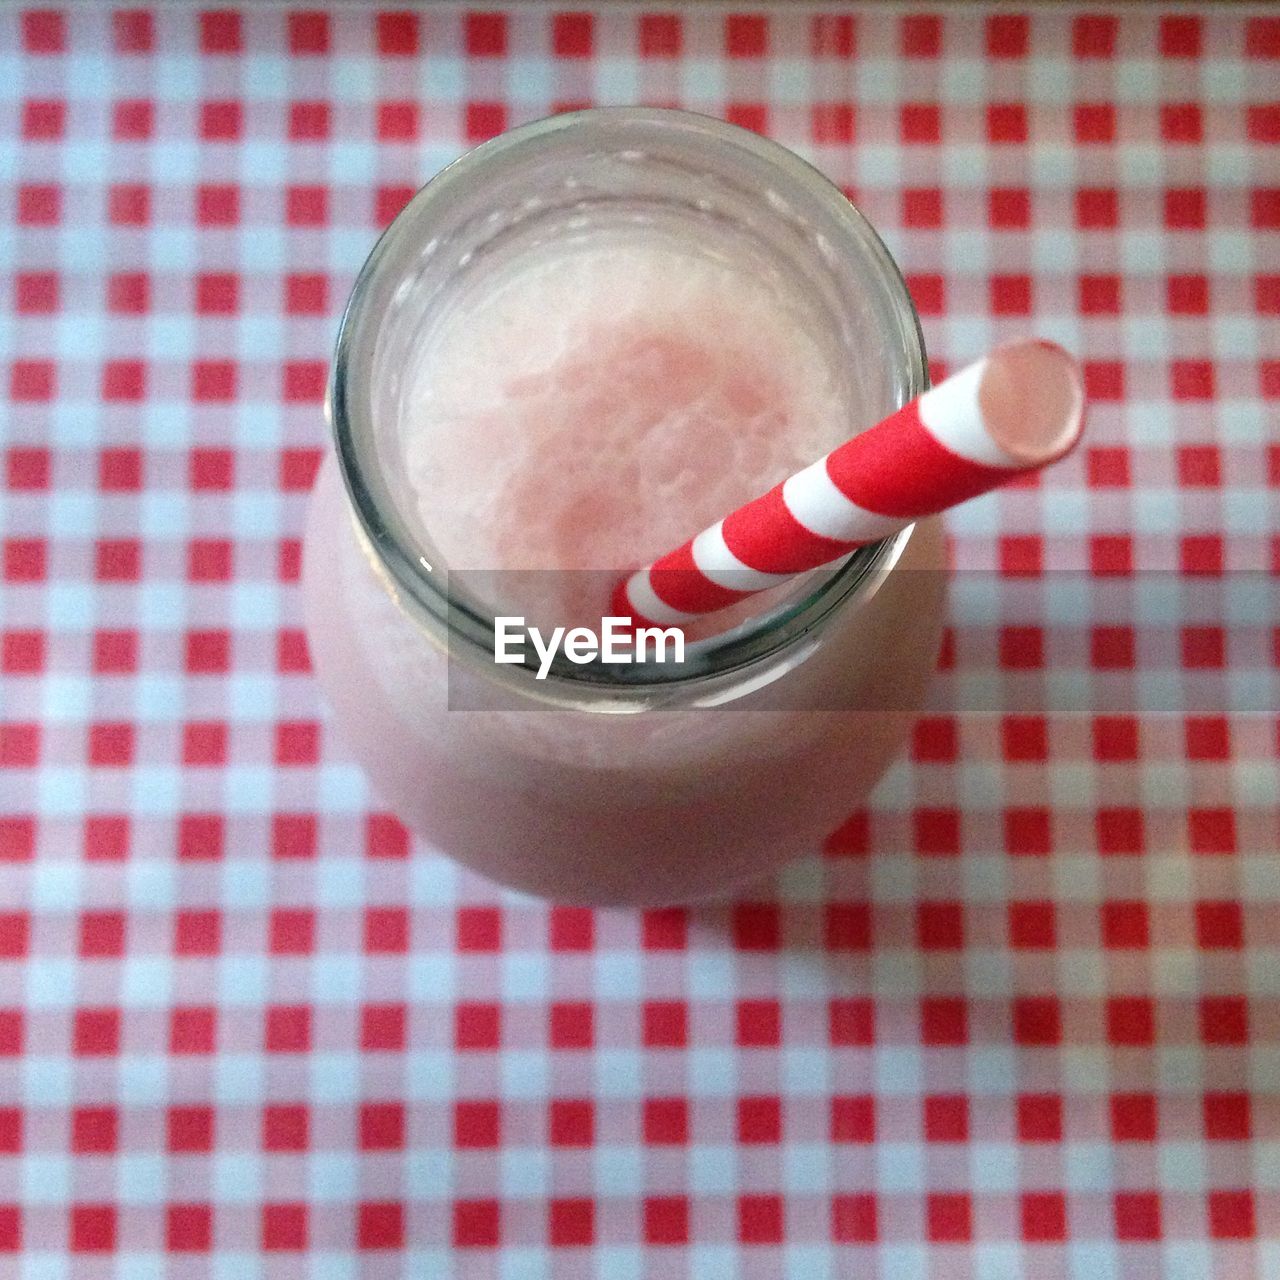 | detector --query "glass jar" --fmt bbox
[304,109,945,905]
